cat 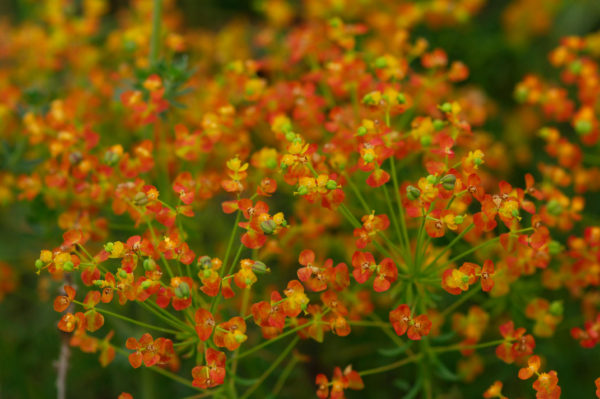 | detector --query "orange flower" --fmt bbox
[213,317,247,351]
[251,291,286,329]
[519,355,541,380]
[282,280,309,317]
[53,285,76,312]
[191,348,226,389]
[194,308,215,342]
[483,381,506,398]
[389,304,432,340]
[126,333,174,368]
